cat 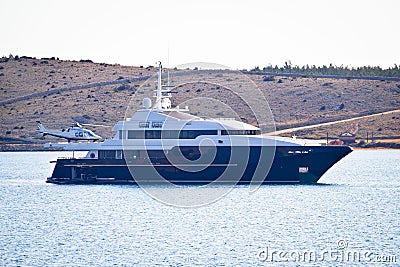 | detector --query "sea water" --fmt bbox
[0,150,399,266]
